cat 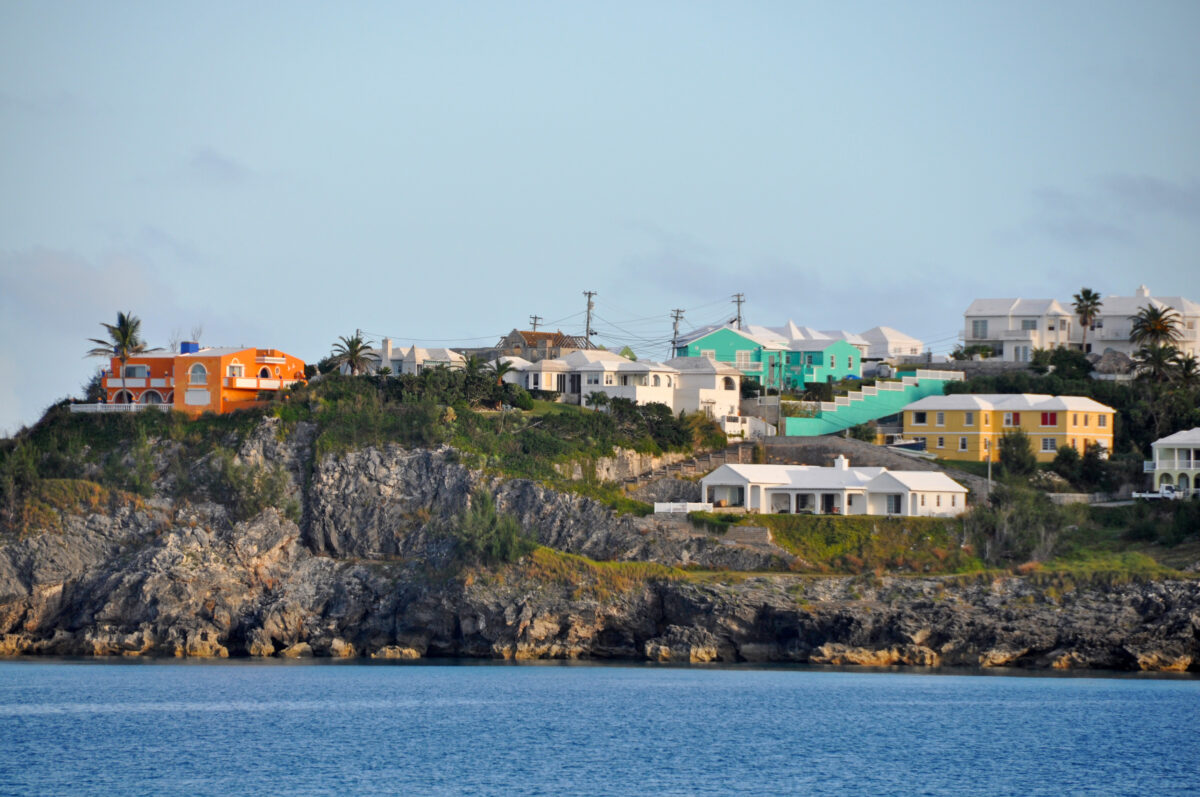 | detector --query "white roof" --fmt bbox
[819,329,869,347]
[179,346,247,358]
[1153,428,1200,448]
[859,326,922,346]
[406,347,465,363]
[964,298,1072,317]
[1096,287,1200,318]
[903,393,1115,413]
[489,355,532,370]
[703,462,966,493]
[704,463,886,491]
[665,356,742,376]
[868,471,968,493]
